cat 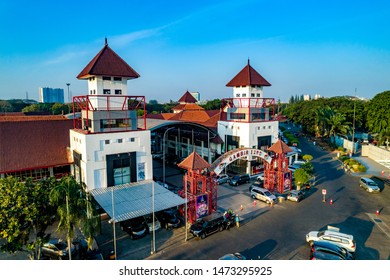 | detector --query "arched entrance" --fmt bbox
[209,148,272,175]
